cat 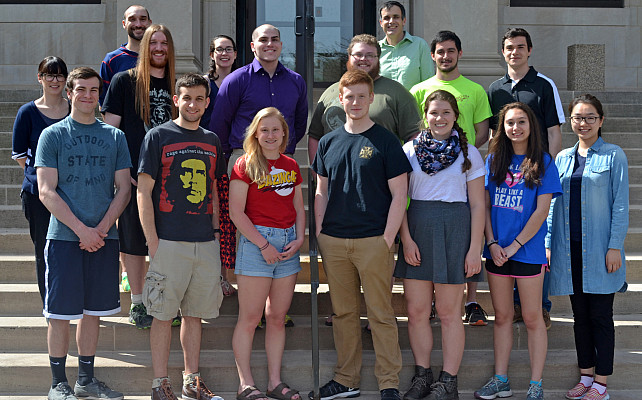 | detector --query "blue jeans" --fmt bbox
[514,269,552,311]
